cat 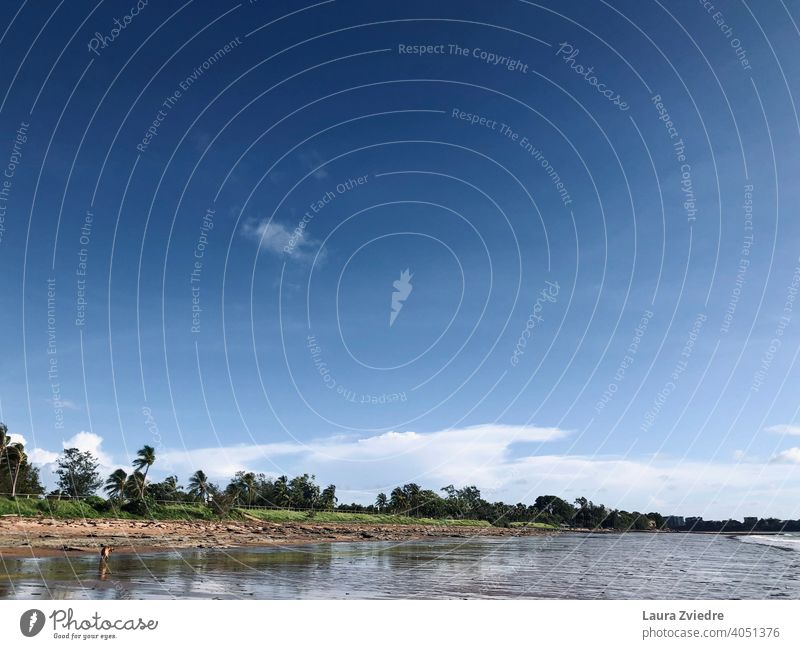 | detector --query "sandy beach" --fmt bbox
[0,516,558,558]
